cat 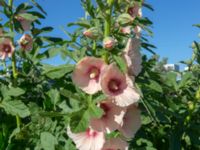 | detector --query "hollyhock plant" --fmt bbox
[67,127,105,150]
[90,100,126,133]
[123,38,142,76]
[83,27,102,40]
[118,104,141,138]
[19,34,33,51]
[100,64,140,107]
[102,138,128,150]
[103,37,116,50]
[72,56,107,94]
[0,38,15,60]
